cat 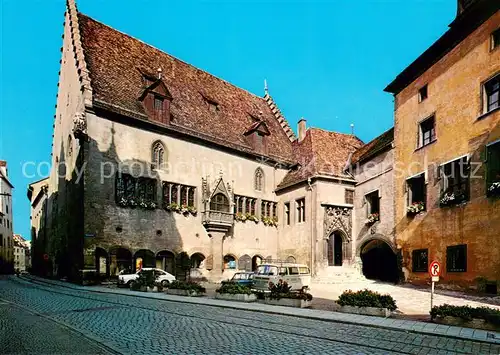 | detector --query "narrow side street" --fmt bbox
[1,276,499,355]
